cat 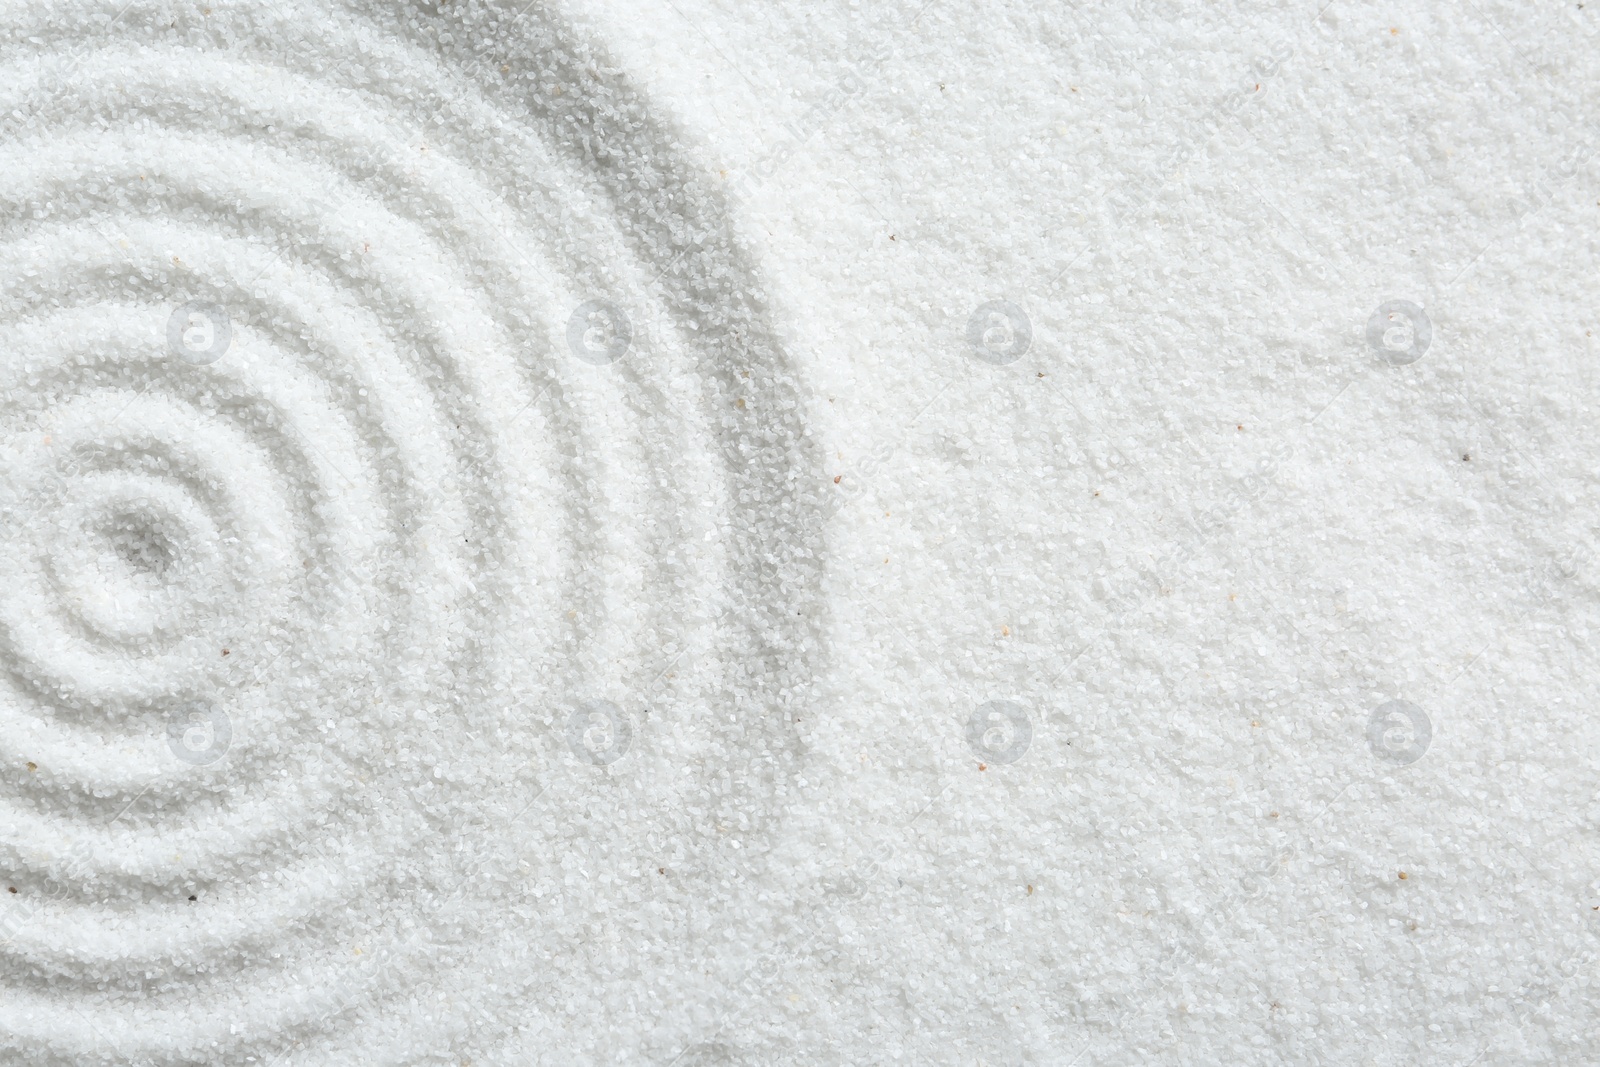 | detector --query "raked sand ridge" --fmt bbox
[0,1,822,1062]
